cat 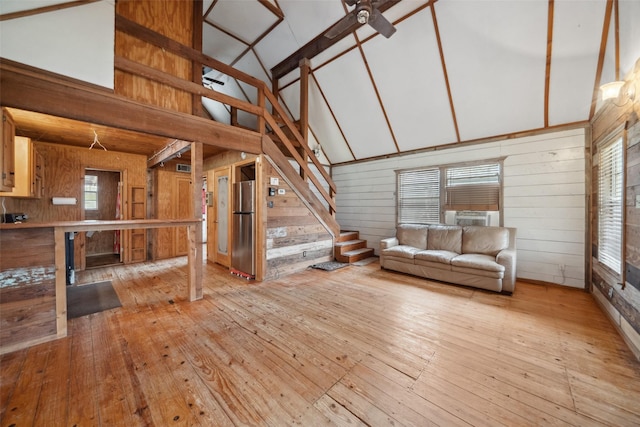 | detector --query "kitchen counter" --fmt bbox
[0,219,203,355]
